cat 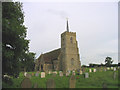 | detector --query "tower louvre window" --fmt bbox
[70,37,73,43]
